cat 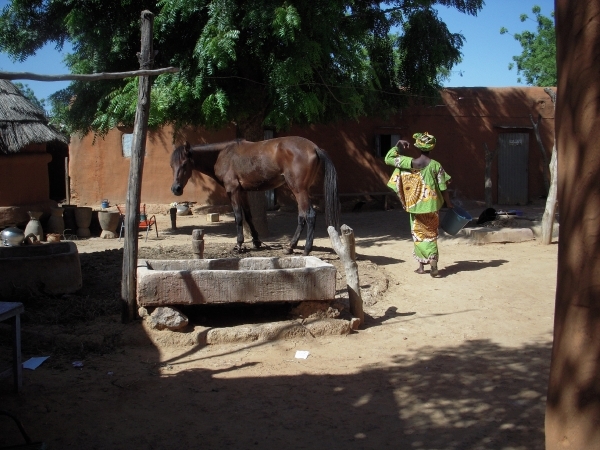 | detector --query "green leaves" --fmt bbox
[397,7,463,97]
[501,6,556,86]
[195,0,240,73]
[0,0,485,138]
[14,82,46,111]
[272,5,300,43]
[201,89,230,125]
